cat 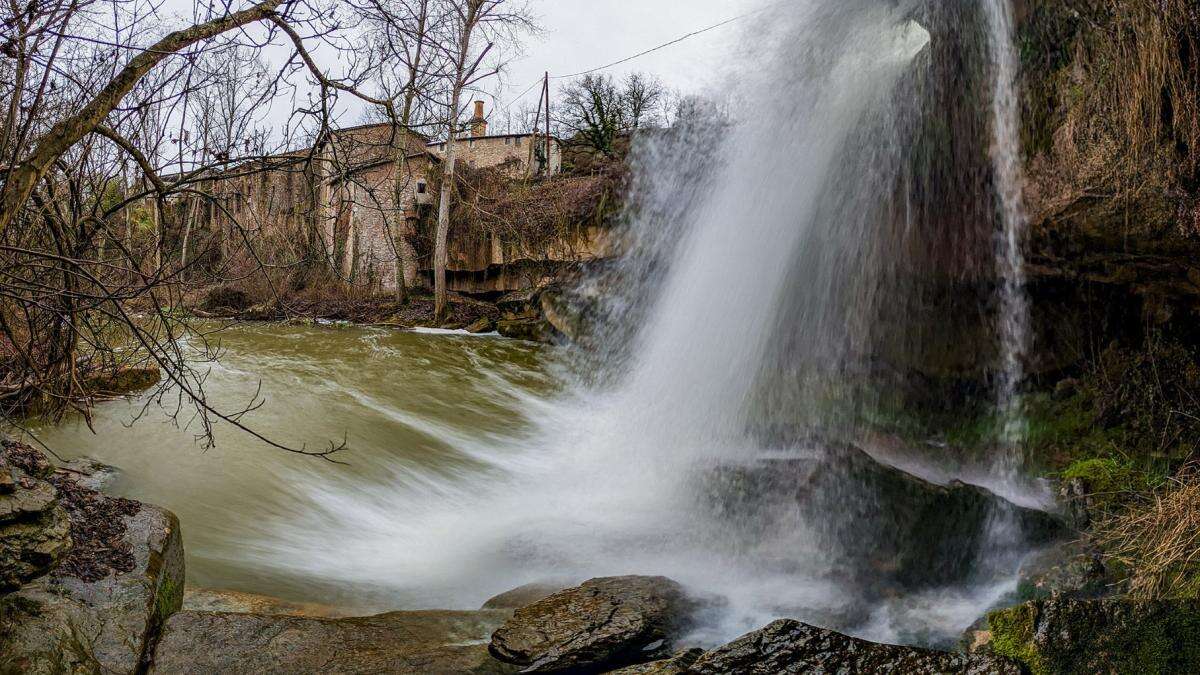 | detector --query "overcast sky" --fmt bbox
[491,0,759,119]
[145,0,762,141]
